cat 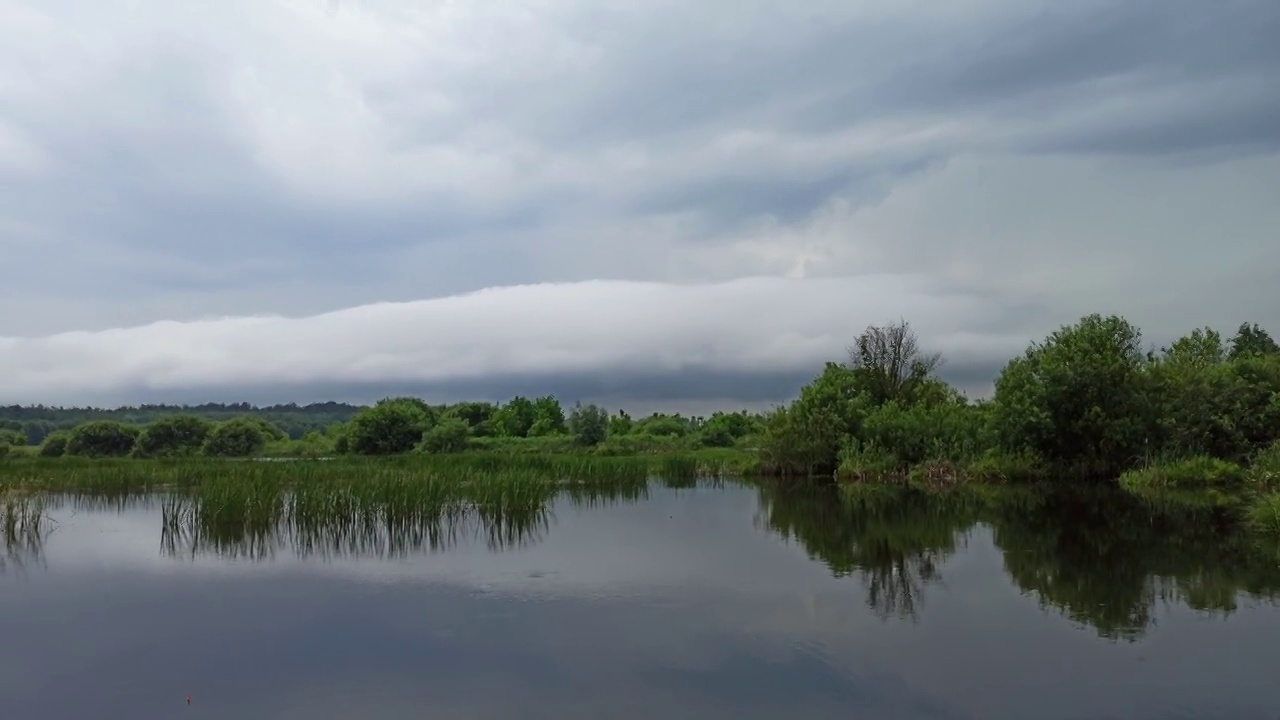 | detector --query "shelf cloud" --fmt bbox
[2,0,1278,407]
